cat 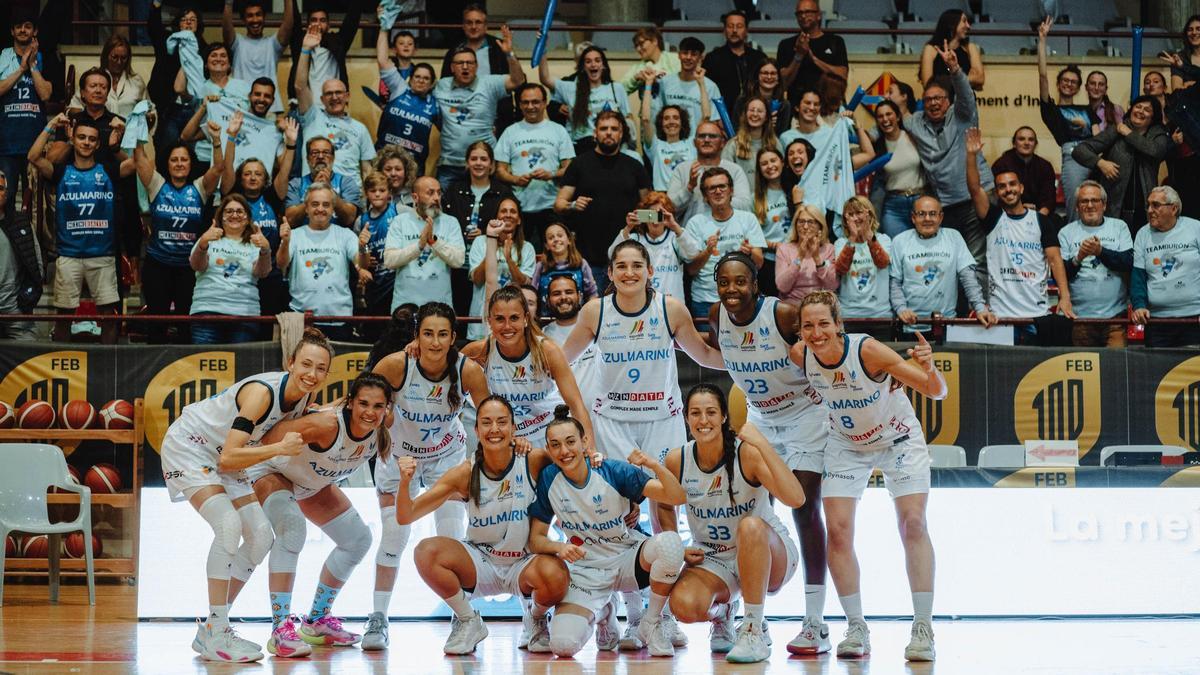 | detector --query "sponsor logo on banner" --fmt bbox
[906,353,960,445]
[311,352,369,407]
[145,352,236,454]
[0,351,88,454]
[1154,355,1200,452]
[1013,353,1101,456]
